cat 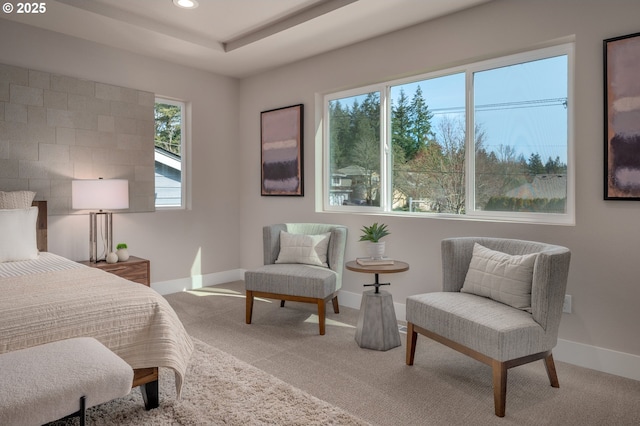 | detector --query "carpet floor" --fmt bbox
[49,338,368,425]
[165,281,640,426]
